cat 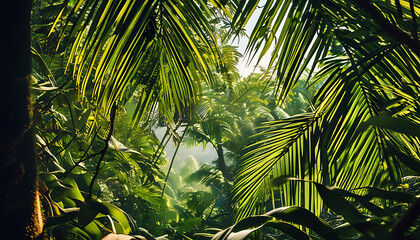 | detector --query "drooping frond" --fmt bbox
[234,0,420,219]
[52,0,225,125]
[231,0,420,103]
[232,0,334,103]
[234,113,322,220]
